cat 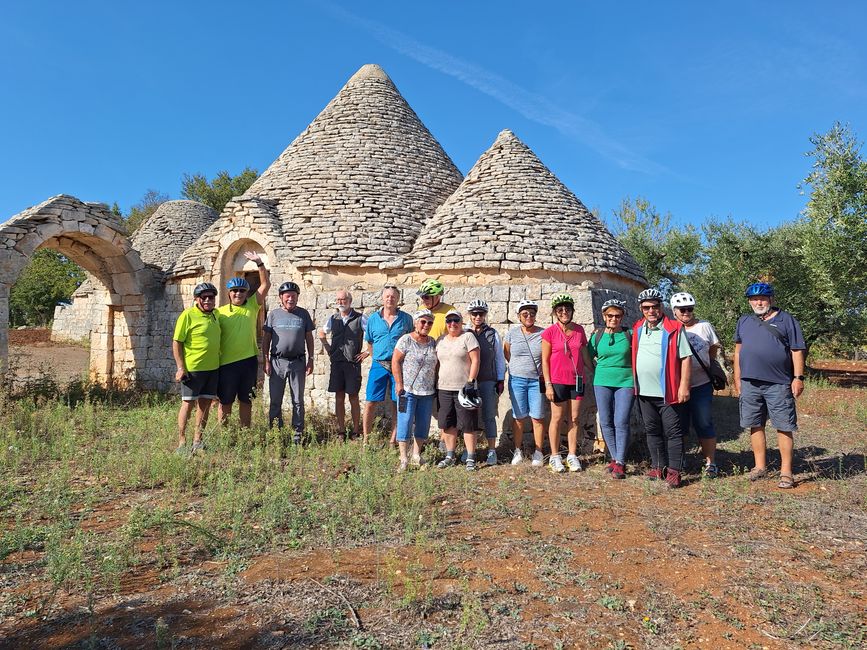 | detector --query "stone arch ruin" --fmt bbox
[0,195,158,383]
